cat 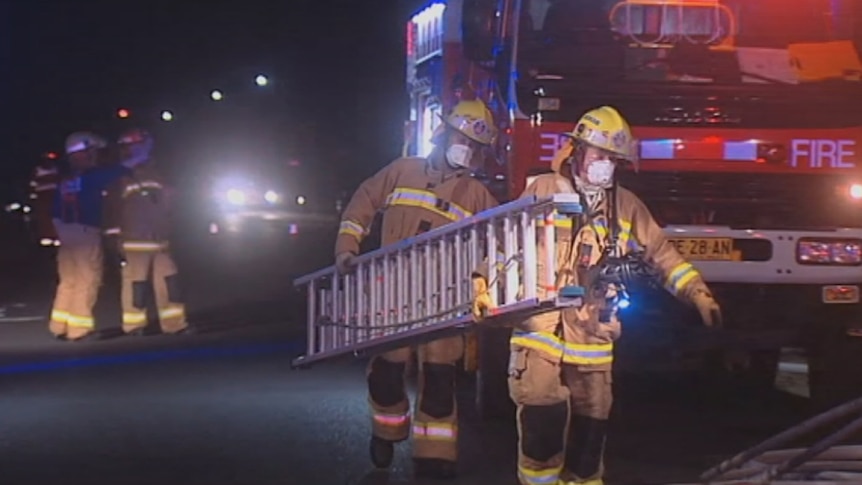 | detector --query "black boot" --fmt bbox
[413,458,457,480]
[563,415,608,481]
[369,436,395,469]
